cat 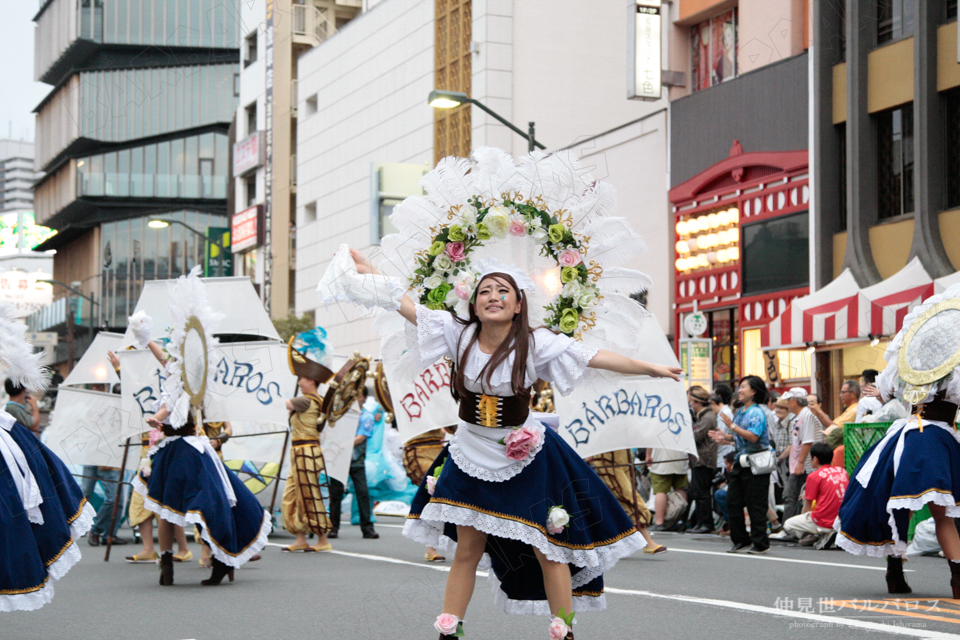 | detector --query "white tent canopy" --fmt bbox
[61,332,125,387]
[121,276,279,347]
